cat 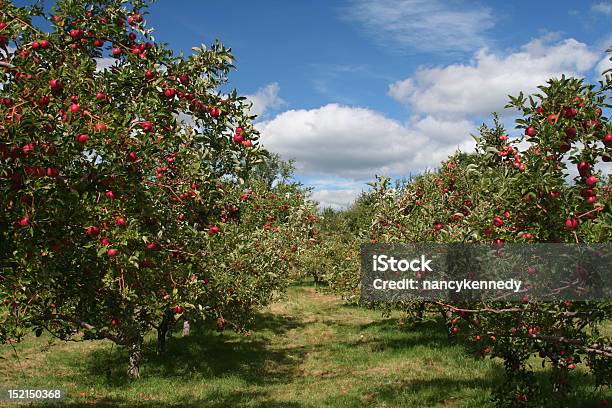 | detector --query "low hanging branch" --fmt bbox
[0,61,16,70]
[484,330,612,358]
[432,301,585,318]
[45,314,128,346]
